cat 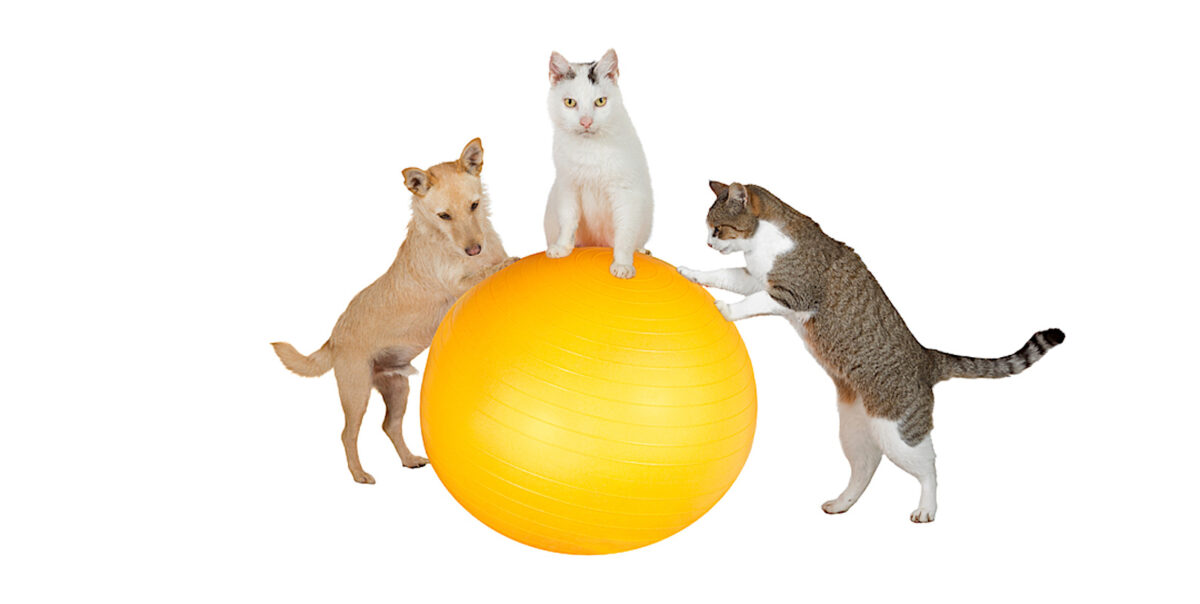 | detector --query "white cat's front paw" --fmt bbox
[610,262,635,279]
[910,507,936,523]
[546,243,573,259]
[715,300,735,321]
